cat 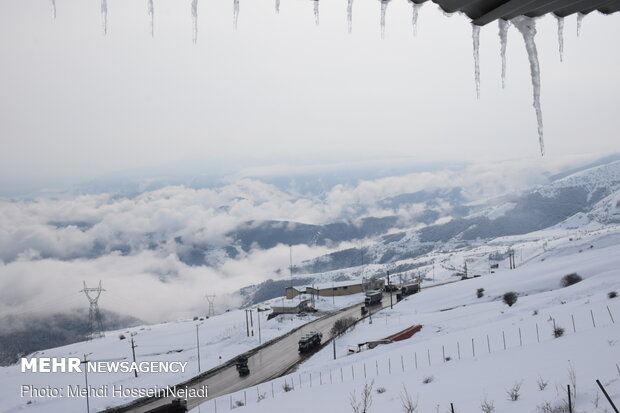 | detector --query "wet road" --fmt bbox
[110,297,389,413]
